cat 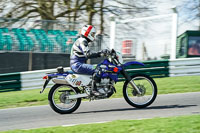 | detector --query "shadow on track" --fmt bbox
[74,104,197,114]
